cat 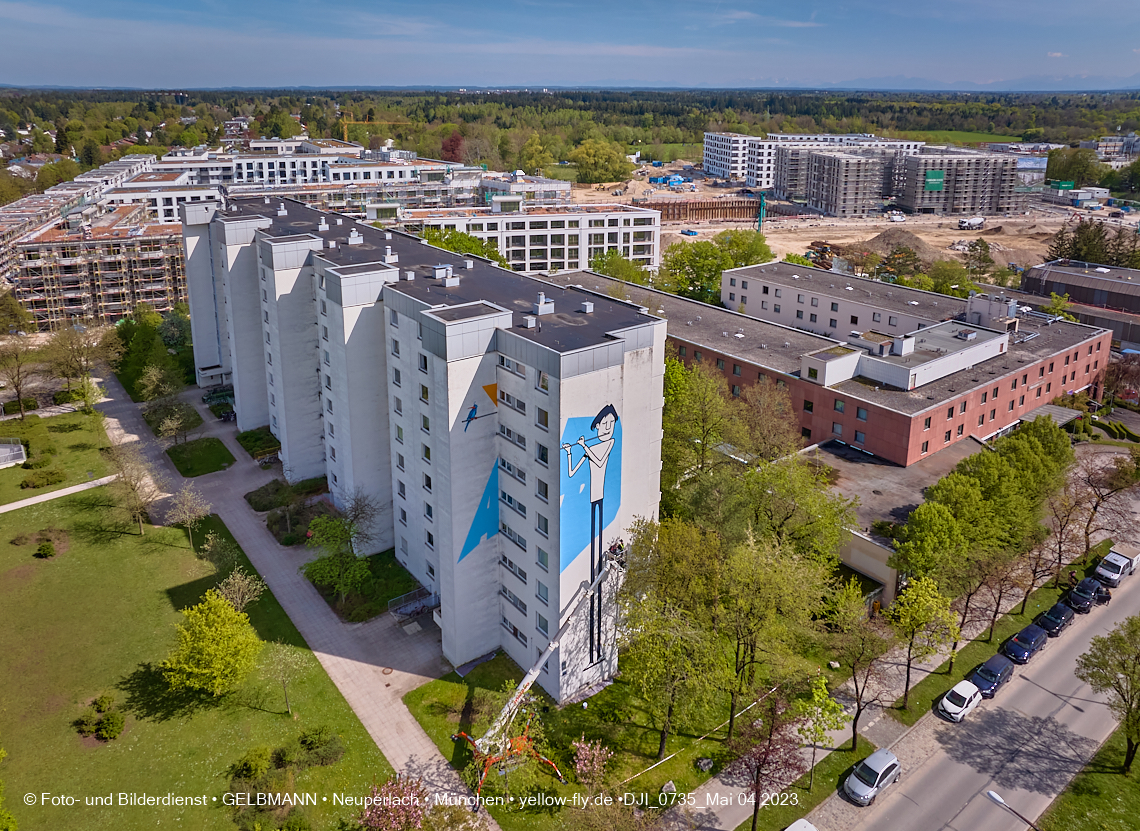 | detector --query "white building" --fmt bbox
[396,203,662,274]
[747,134,924,193]
[181,197,666,703]
[703,132,754,180]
